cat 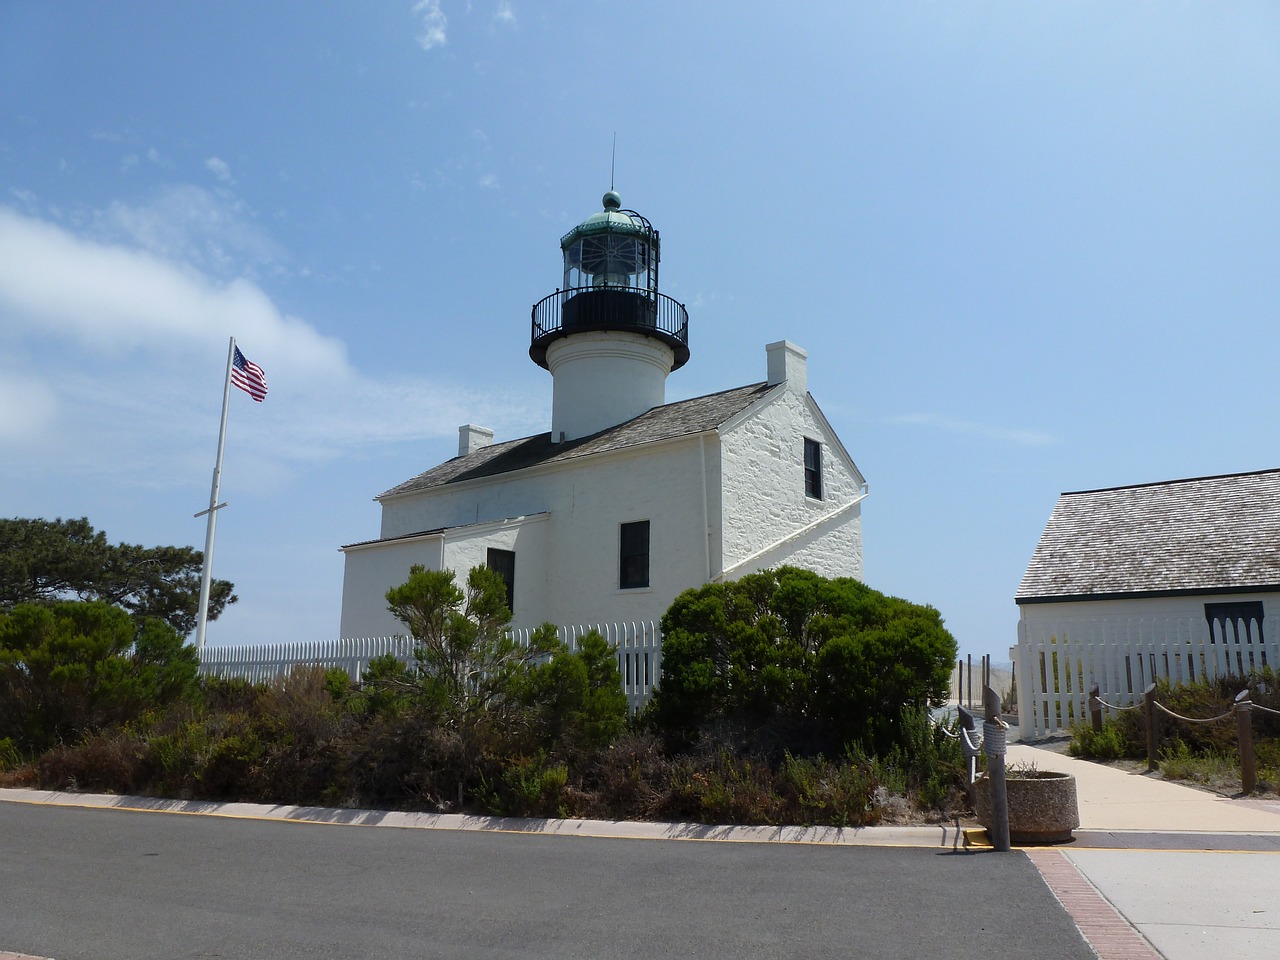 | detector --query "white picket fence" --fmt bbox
[1015,615,1277,739]
[197,621,664,712]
